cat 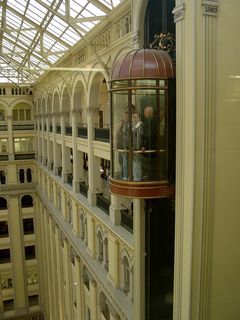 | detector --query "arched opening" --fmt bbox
[0,197,7,210]
[0,170,6,184]
[26,168,32,182]
[97,230,103,263]
[21,195,33,208]
[19,169,25,183]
